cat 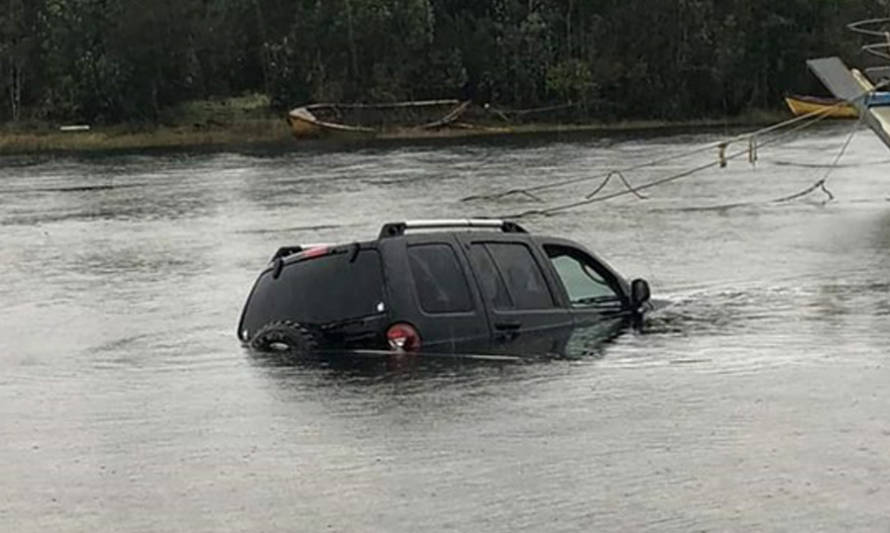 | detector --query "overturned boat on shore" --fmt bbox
[286,99,471,138]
